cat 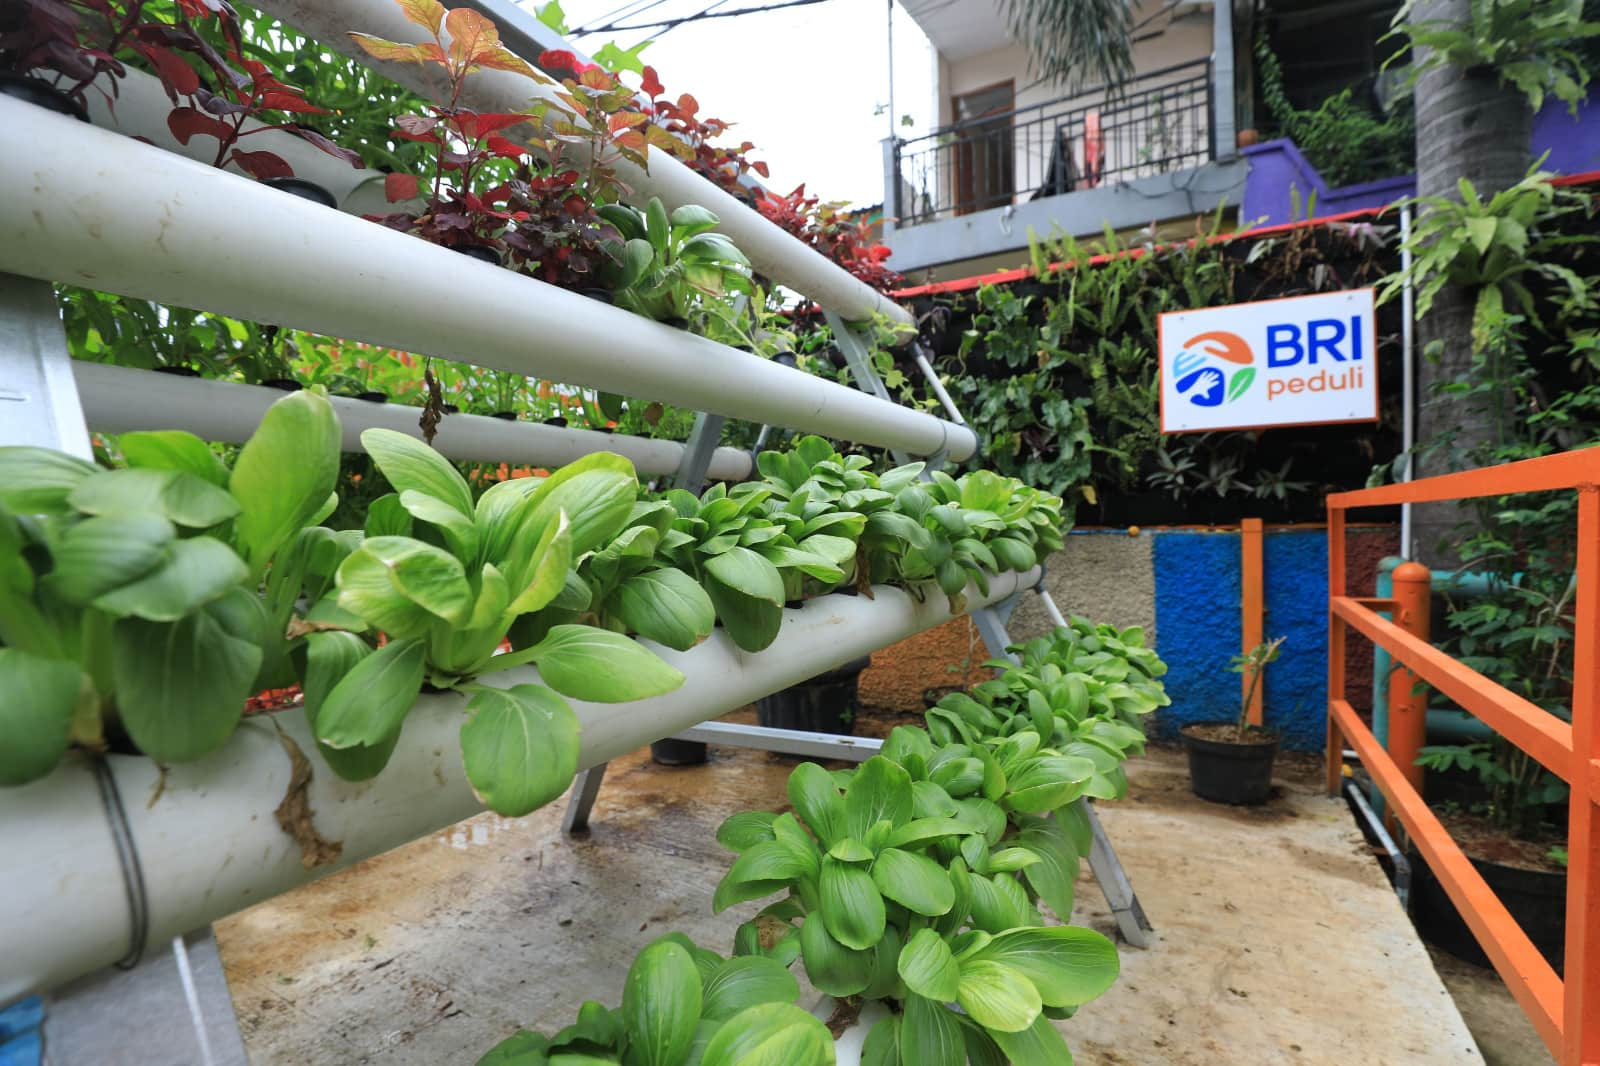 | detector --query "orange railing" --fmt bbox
[1326,449,1600,1066]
